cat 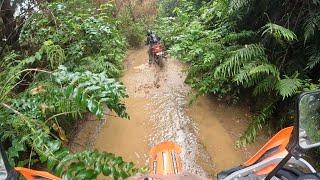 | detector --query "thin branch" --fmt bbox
[293,2,304,31]
[105,113,120,118]
[45,111,79,123]
[1,103,23,116]
[28,146,34,168]
[49,10,58,28]
[3,68,52,92]
[23,68,52,74]
[279,48,289,71]
[11,71,33,90]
